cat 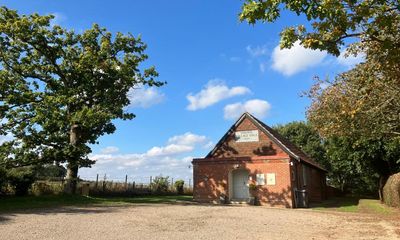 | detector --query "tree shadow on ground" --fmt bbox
[309,197,360,209]
[0,195,195,217]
